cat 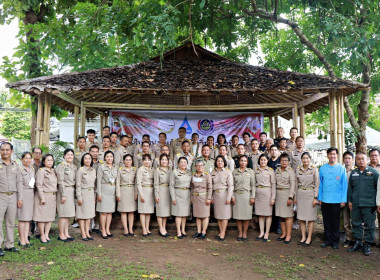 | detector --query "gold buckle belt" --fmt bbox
[214,189,226,193]
[257,185,269,188]
[177,187,190,190]
[234,190,248,194]
[142,185,153,188]
[193,192,207,196]
[43,192,56,195]
[121,184,134,187]
[300,187,314,190]
[82,187,94,191]
[277,188,289,191]
[159,184,169,187]
[0,192,15,196]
